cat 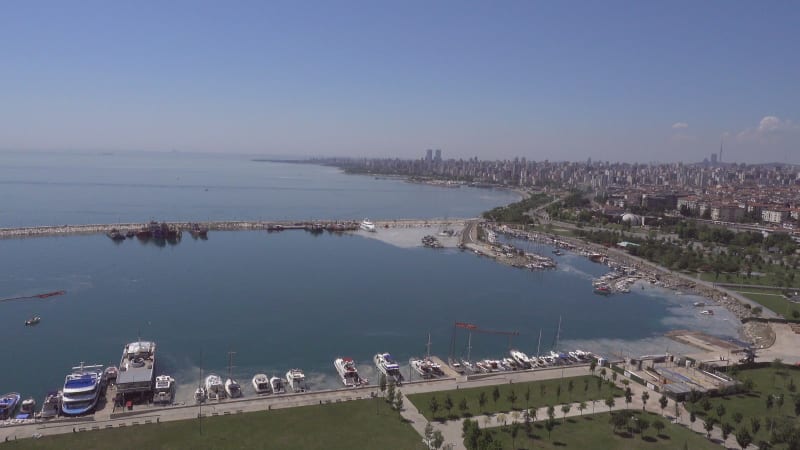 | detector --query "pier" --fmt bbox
[0,218,465,239]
